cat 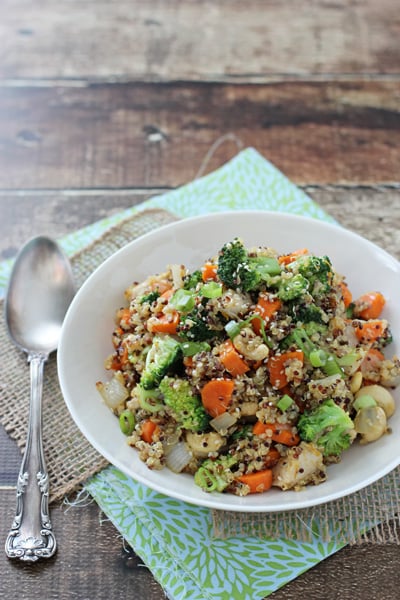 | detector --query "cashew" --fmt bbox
[355,384,395,418]
[350,371,363,394]
[185,431,225,458]
[232,326,269,361]
[354,405,387,444]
